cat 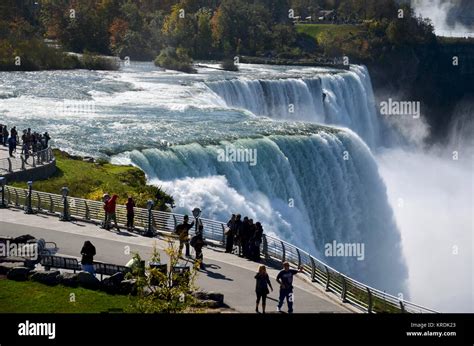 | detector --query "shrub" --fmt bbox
[154,47,197,73]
